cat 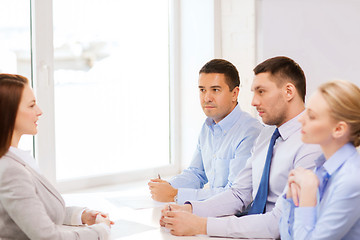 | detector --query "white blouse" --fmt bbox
[9,147,41,174]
